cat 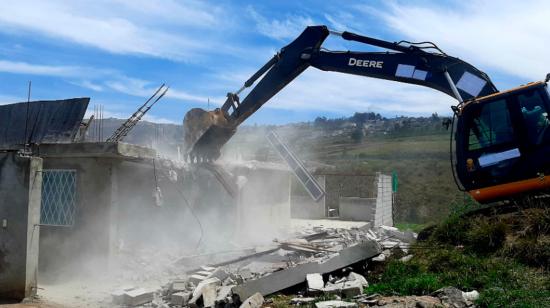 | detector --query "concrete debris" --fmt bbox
[371,253,386,262]
[322,279,363,298]
[239,292,264,308]
[108,221,416,307]
[462,290,479,302]
[170,280,188,293]
[190,277,221,308]
[347,272,368,288]
[433,287,475,307]
[170,291,191,306]
[399,254,413,263]
[232,241,380,299]
[208,267,230,281]
[189,274,209,285]
[307,273,324,290]
[215,285,234,305]
[315,300,358,308]
[122,288,154,306]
